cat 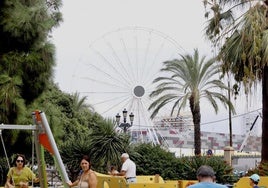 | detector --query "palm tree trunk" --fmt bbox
[190,96,201,155]
[228,80,233,147]
[262,65,268,163]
